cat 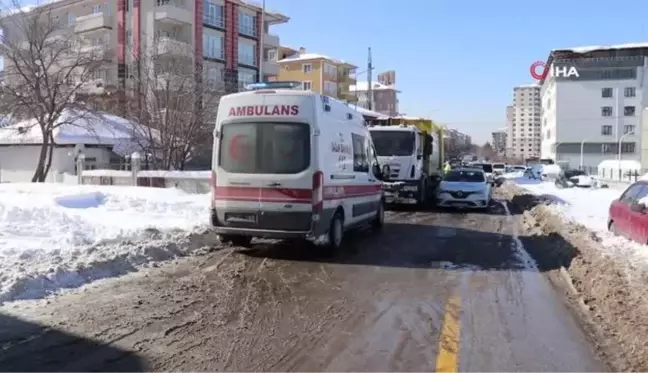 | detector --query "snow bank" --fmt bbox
[513,180,648,272]
[0,183,211,303]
